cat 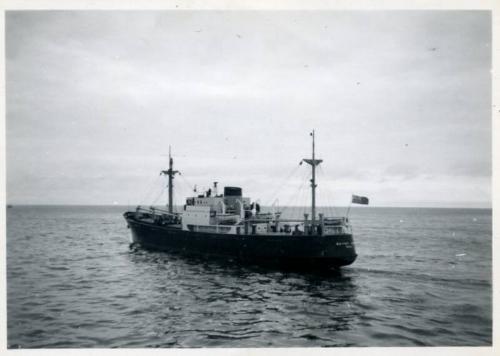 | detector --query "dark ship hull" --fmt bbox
[124,212,357,269]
